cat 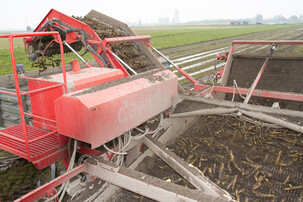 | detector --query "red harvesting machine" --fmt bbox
[0,9,303,202]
